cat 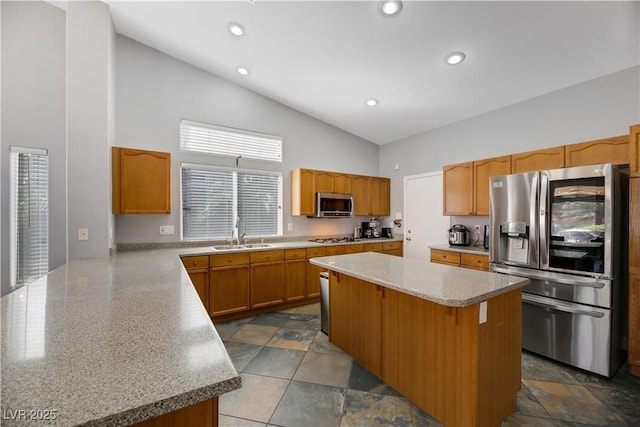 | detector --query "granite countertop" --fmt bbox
[429,243,490,256]
[1,249,241,427]
[310,252,528,307]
